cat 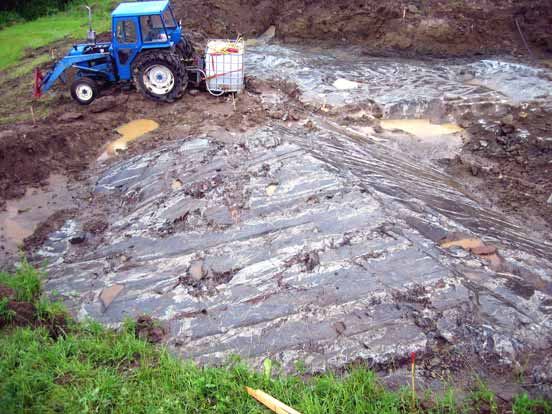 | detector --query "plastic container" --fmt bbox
[205,39,244,93]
